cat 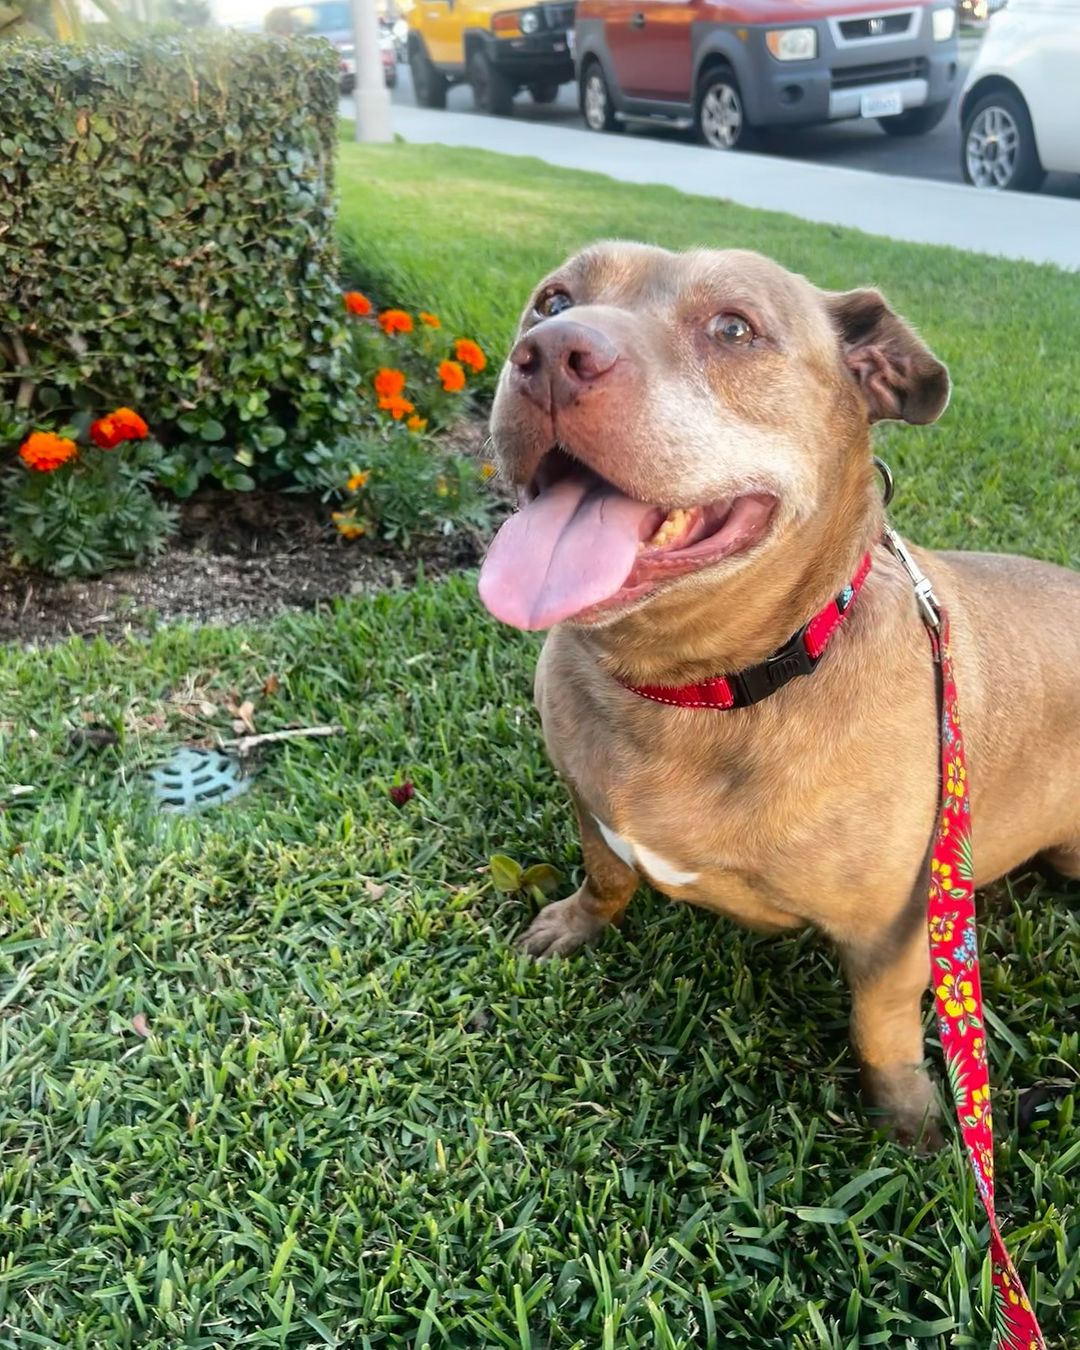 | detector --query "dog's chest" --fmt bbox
[591,815,701,888]
[556,721,760,893]
[535,637,819,917]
